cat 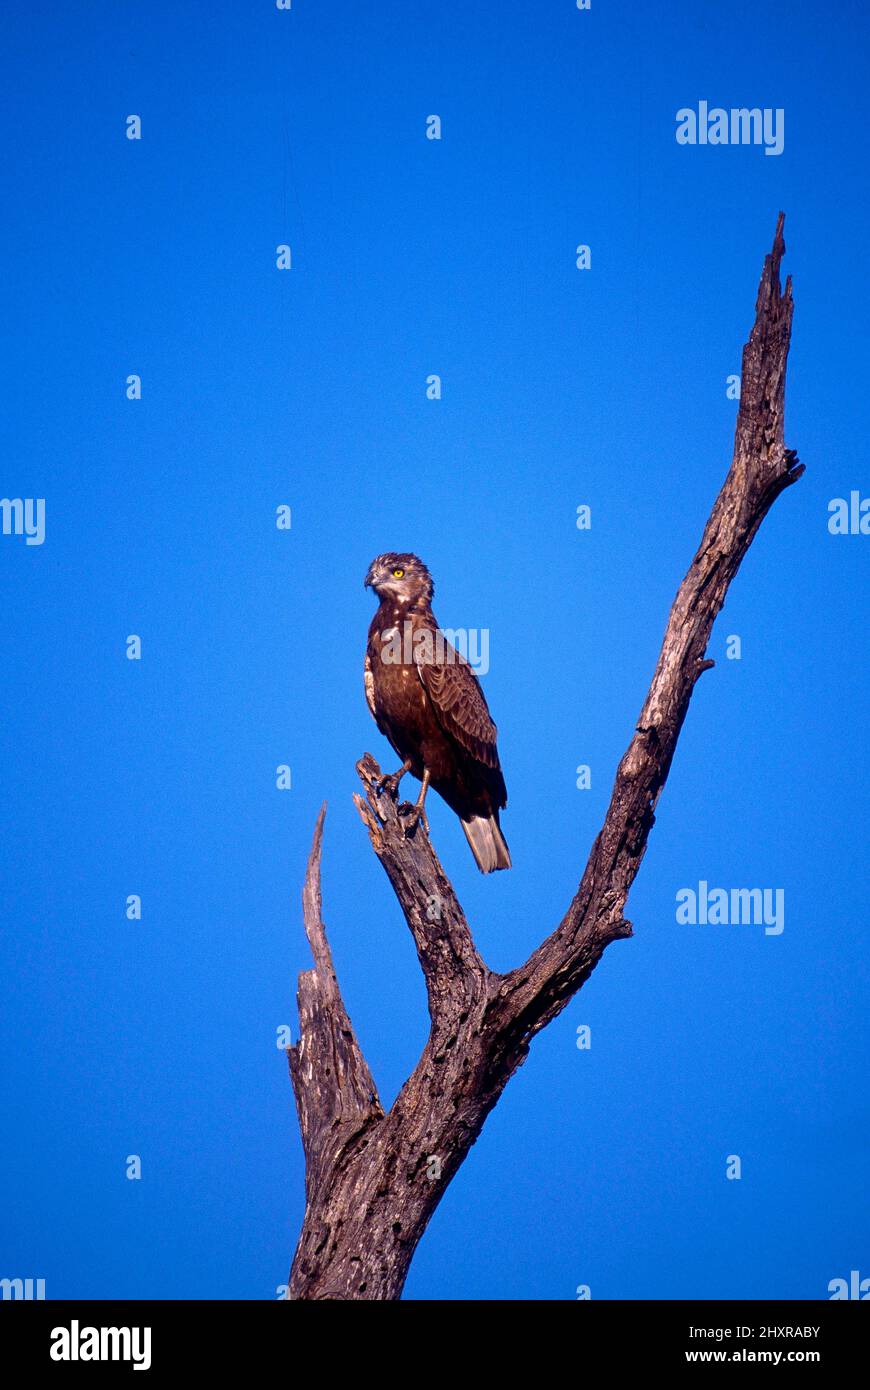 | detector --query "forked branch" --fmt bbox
[287,216,800,1300]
